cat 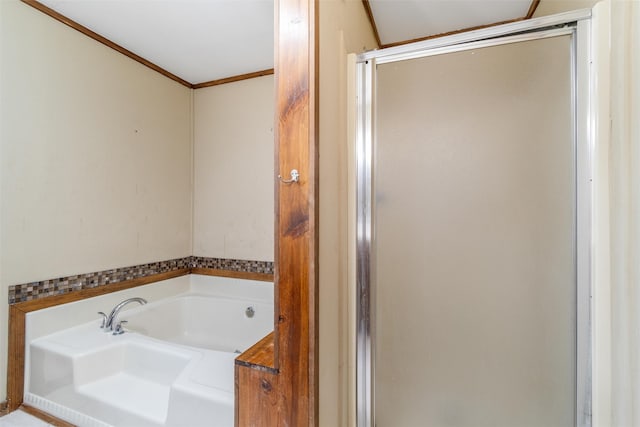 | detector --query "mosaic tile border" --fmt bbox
[190,256,274,275]
[9,256,274,304]
[8,257,191,304]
